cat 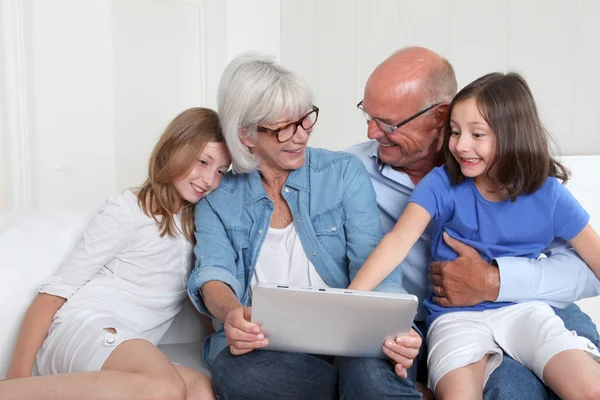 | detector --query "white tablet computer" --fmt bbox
[251,283,418,358]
